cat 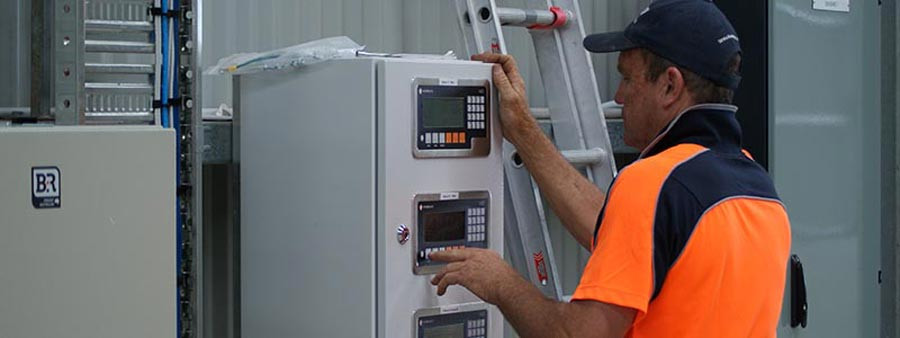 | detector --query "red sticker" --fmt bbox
[533,251,548,285]
[490,38,501,54]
